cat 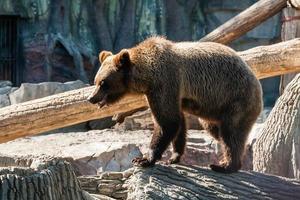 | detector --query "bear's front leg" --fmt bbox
[132,117,180,167]
[132,91,181,167]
